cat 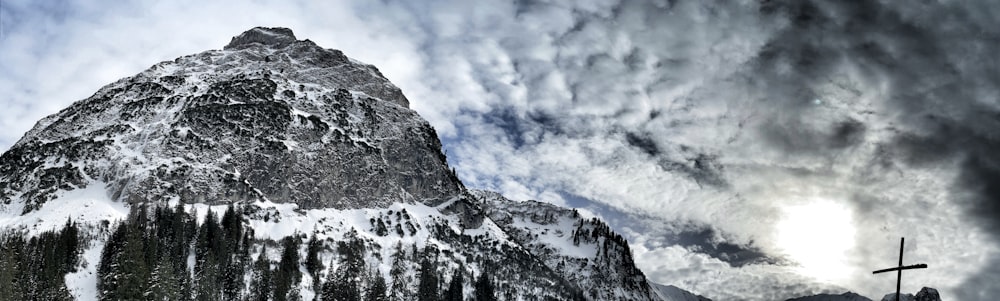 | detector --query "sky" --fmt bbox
[2,0,999,300]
